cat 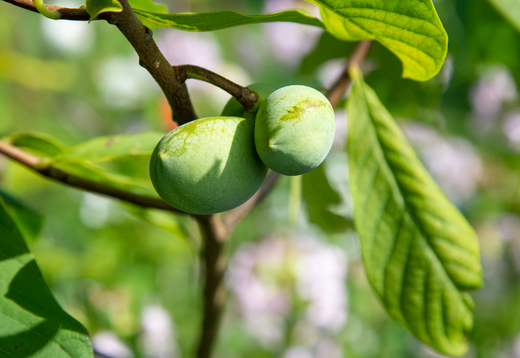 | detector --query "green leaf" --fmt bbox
[52,132,164,164]
[0,198,93,357]
[134,9,324,31]
[302,163,352,233]
[347,69,482,356]
[0,191,44,241]
[8,132,159,199]
[55,162,158,198]
[306,0,448,81]
[128,0,167,14]
[7,132,67,157]
[487,0,520,33]
[86,0,122,21]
